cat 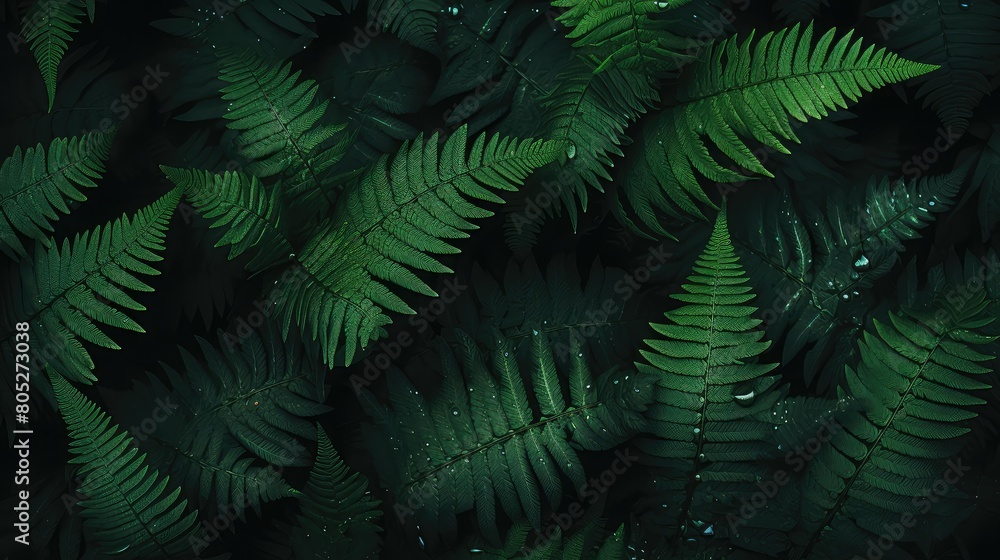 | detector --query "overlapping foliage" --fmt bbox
[2,0,998,559]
